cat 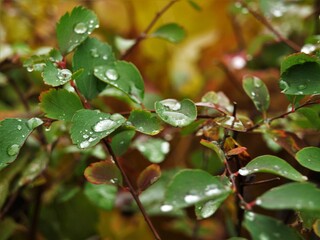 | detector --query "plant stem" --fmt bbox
[102,139,161,240]
[237,0,301,52]
[121,0,180,59]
